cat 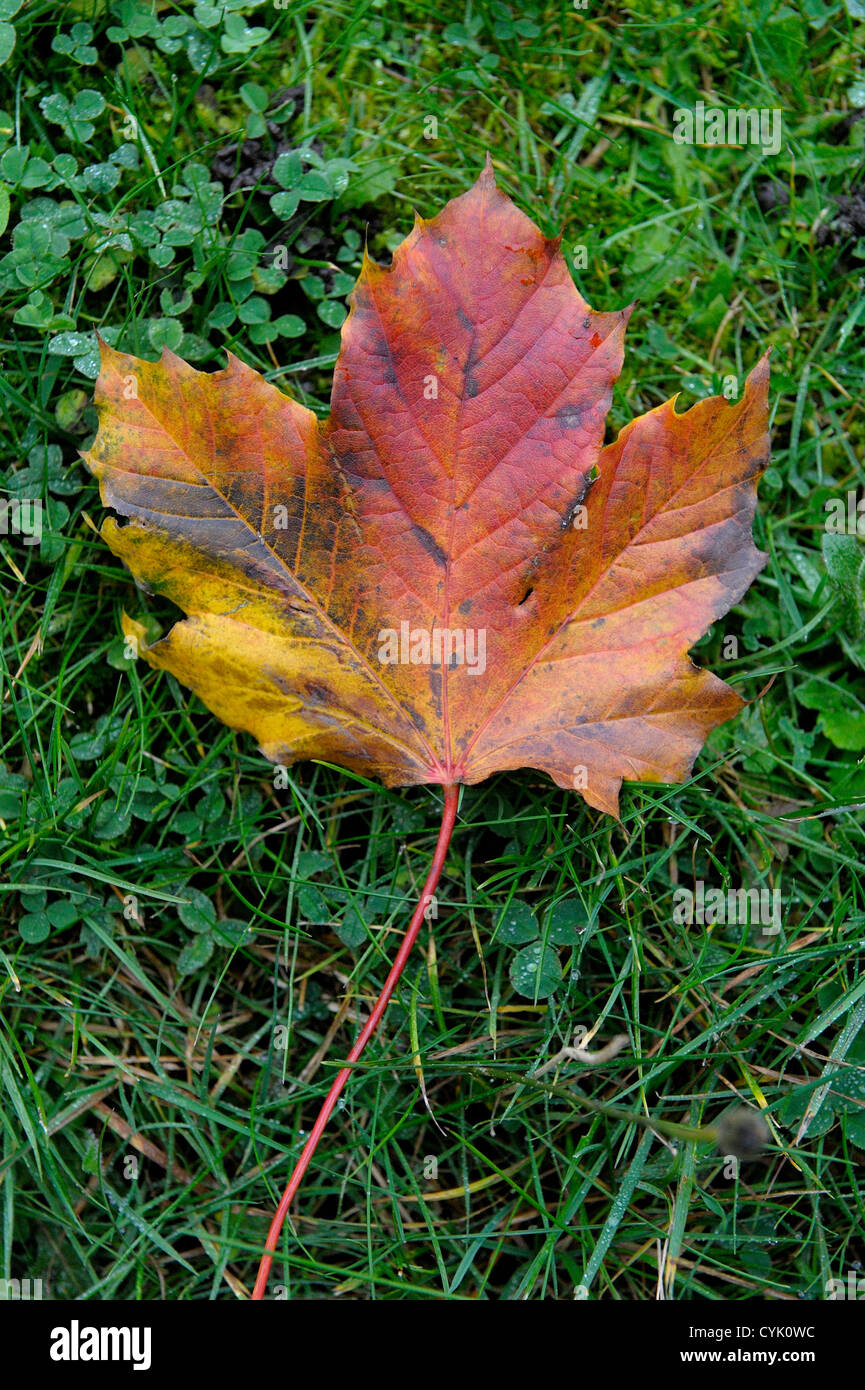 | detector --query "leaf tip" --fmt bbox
[158,343,185,369]
[93,331,122,373]
[747,350,772,390]
[222,348,255,378]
